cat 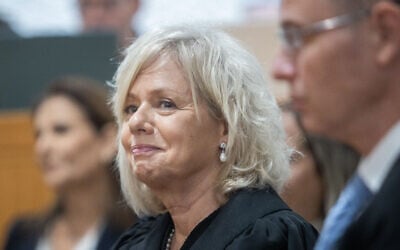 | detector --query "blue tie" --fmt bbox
[314,174,373,250]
